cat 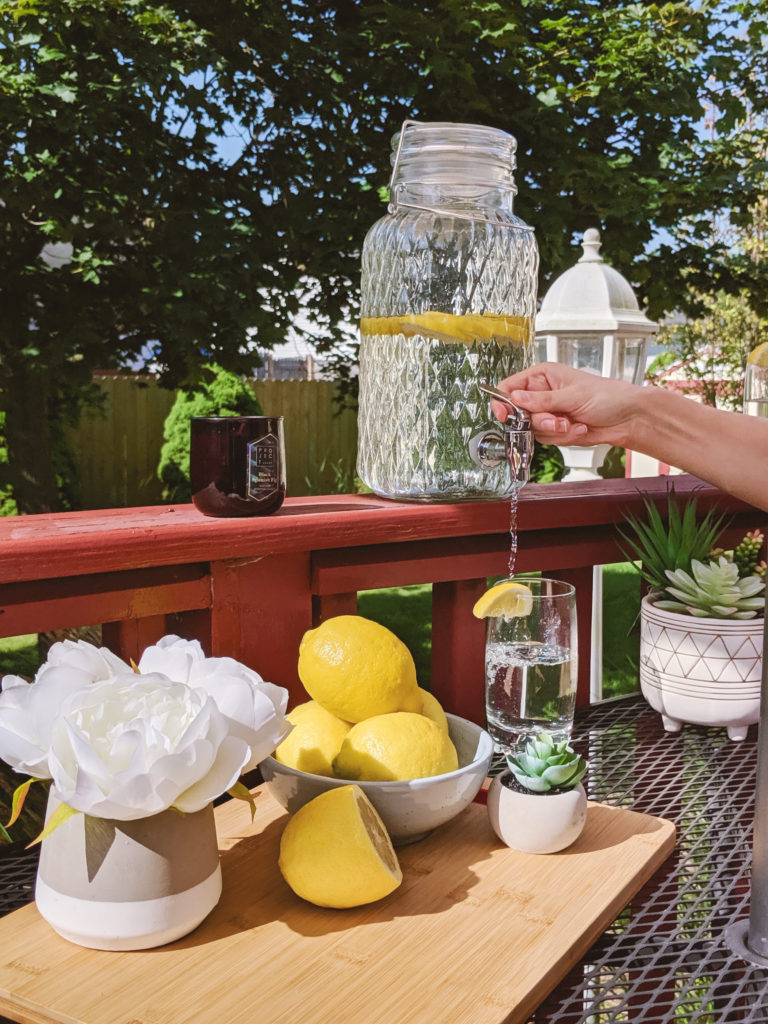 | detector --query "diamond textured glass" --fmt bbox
[358,121,538,502]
